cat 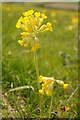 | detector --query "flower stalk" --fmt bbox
[34,50,39,89]
[49,95,53,118]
